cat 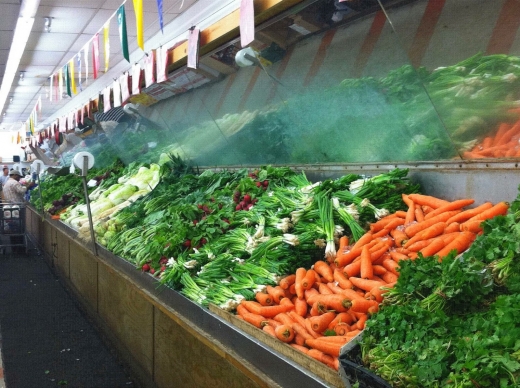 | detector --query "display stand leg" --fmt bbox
[81,156,97,256]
